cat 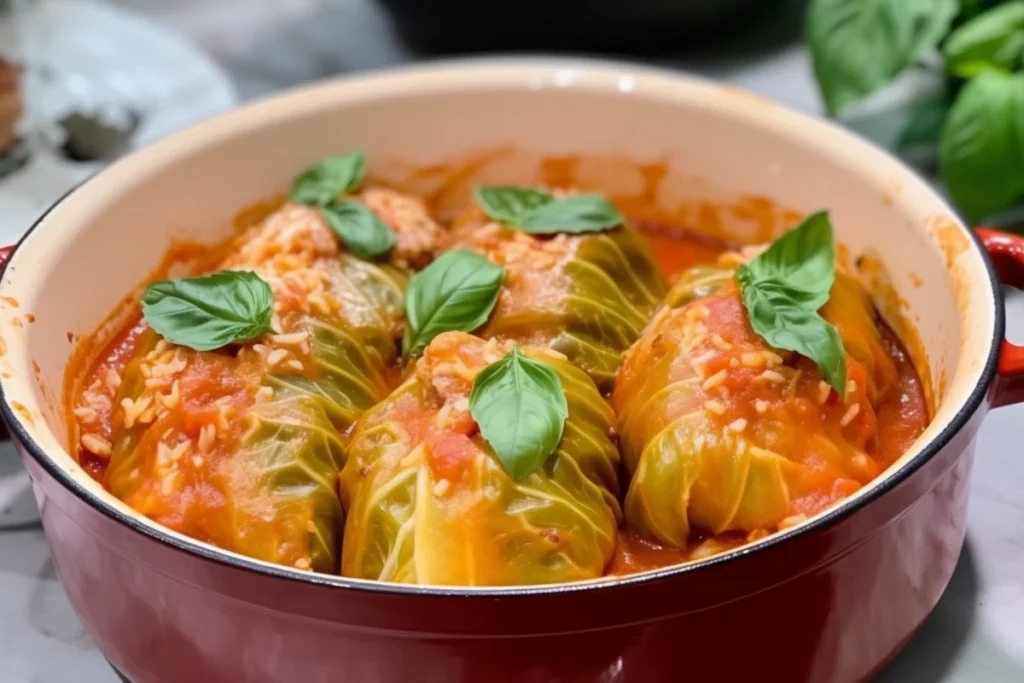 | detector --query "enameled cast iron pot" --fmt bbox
[2,60,1024,683]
